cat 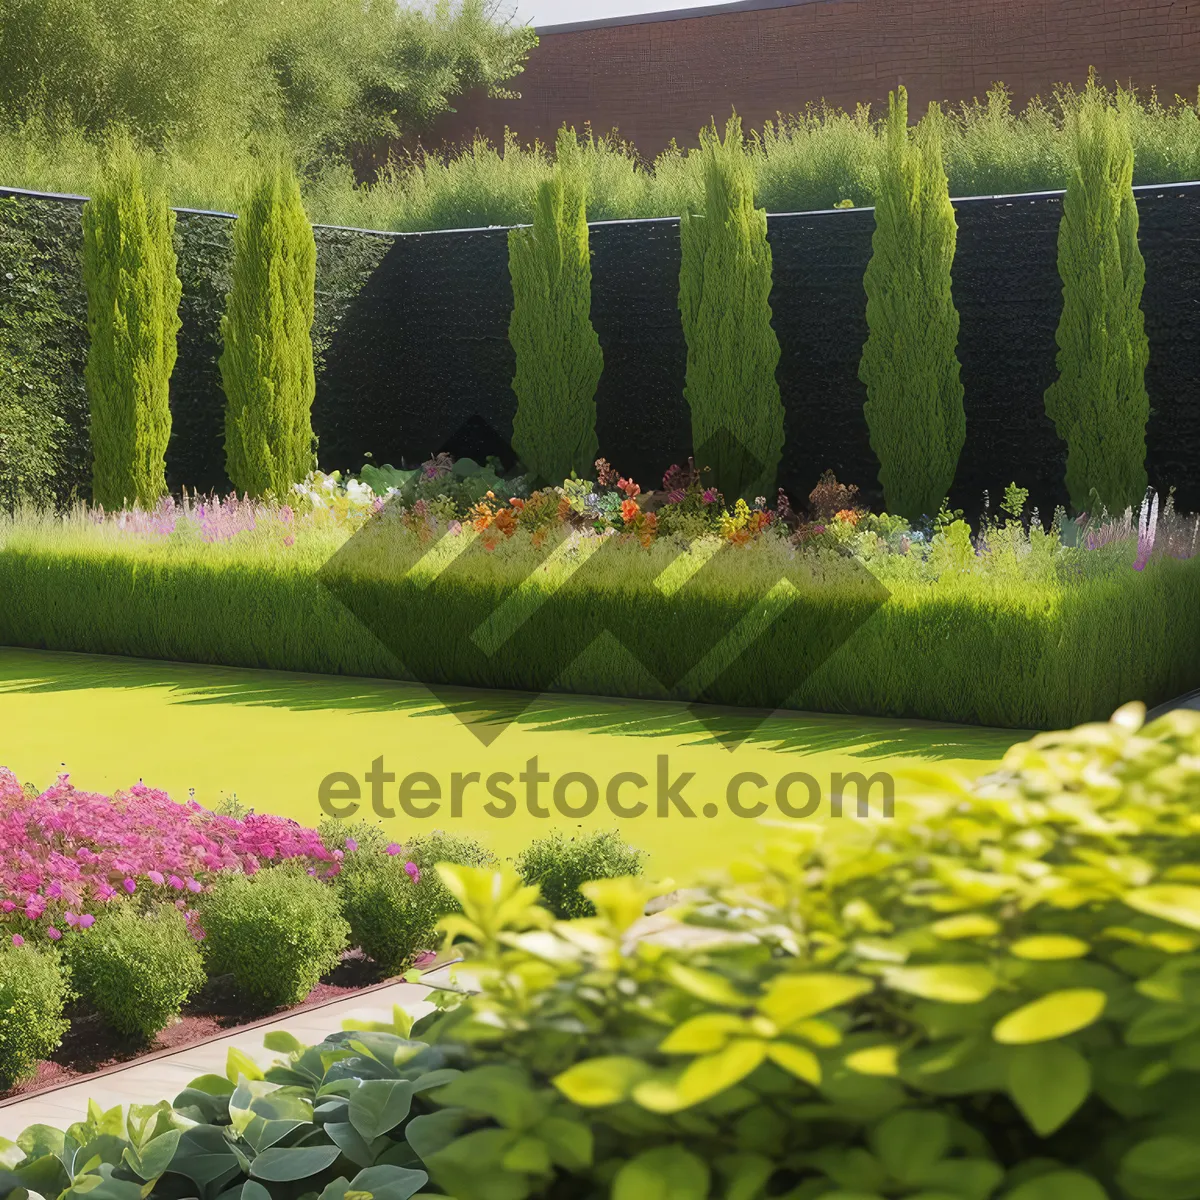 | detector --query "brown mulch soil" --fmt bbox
[1,950,391,1102]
